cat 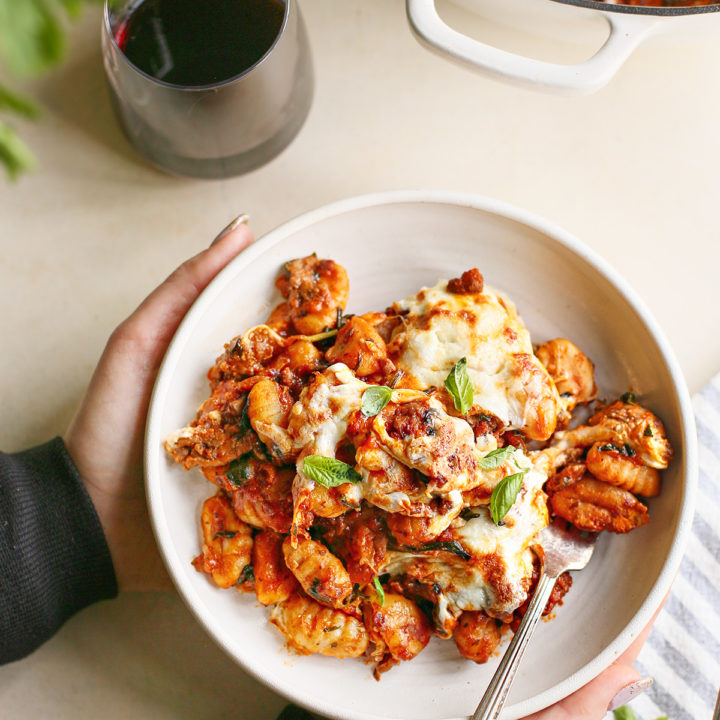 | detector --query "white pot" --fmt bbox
[406,0,720,94]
